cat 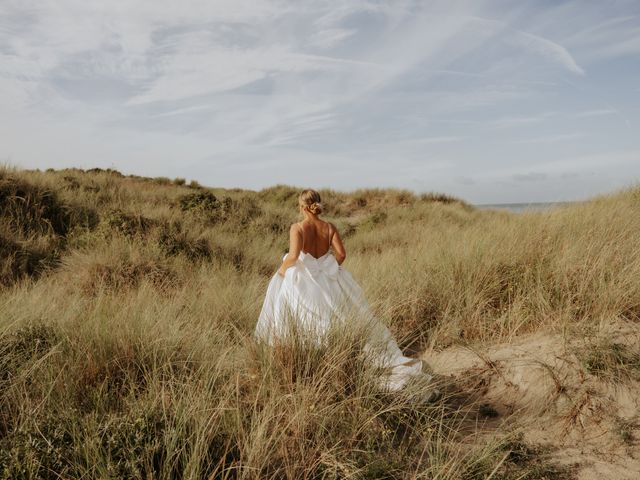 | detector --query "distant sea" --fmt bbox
[474,201,574,213]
